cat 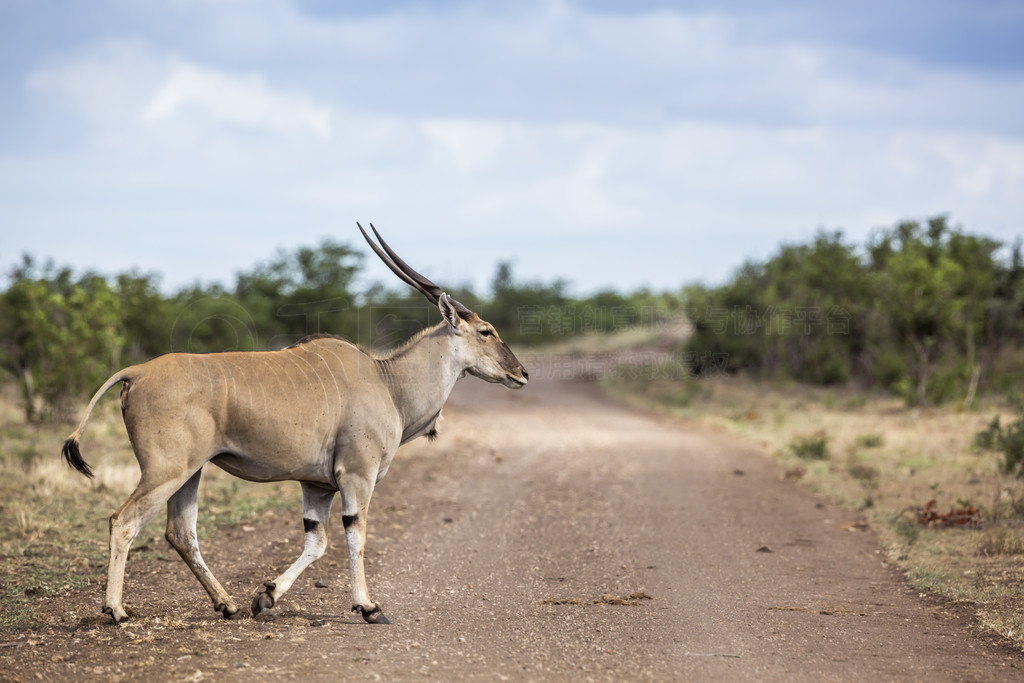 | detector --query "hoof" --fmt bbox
[251,582,276,616]
[356,604,391,624]
[102,606,129,626]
